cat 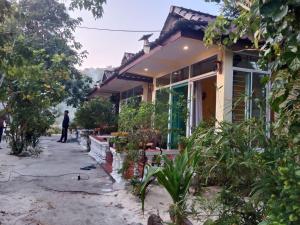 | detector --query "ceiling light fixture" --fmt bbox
[183,45,189,50]
[144,68,149,72]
